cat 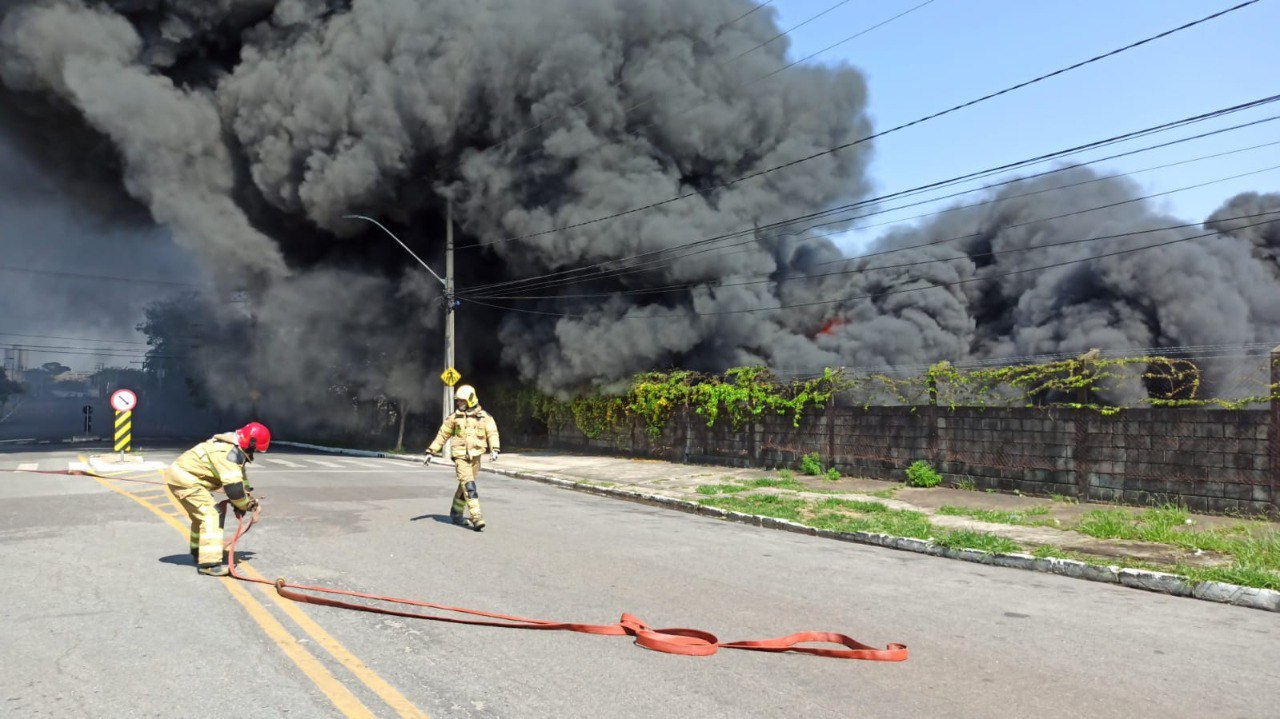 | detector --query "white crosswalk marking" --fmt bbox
[247,455,410,472]
[17,463,38,471]
[306,458,343,468]
[256,457,303,468]
[335,457,381,467]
